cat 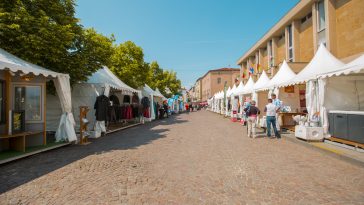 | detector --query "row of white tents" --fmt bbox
[209,44,364,137]
[0,48,168,143]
